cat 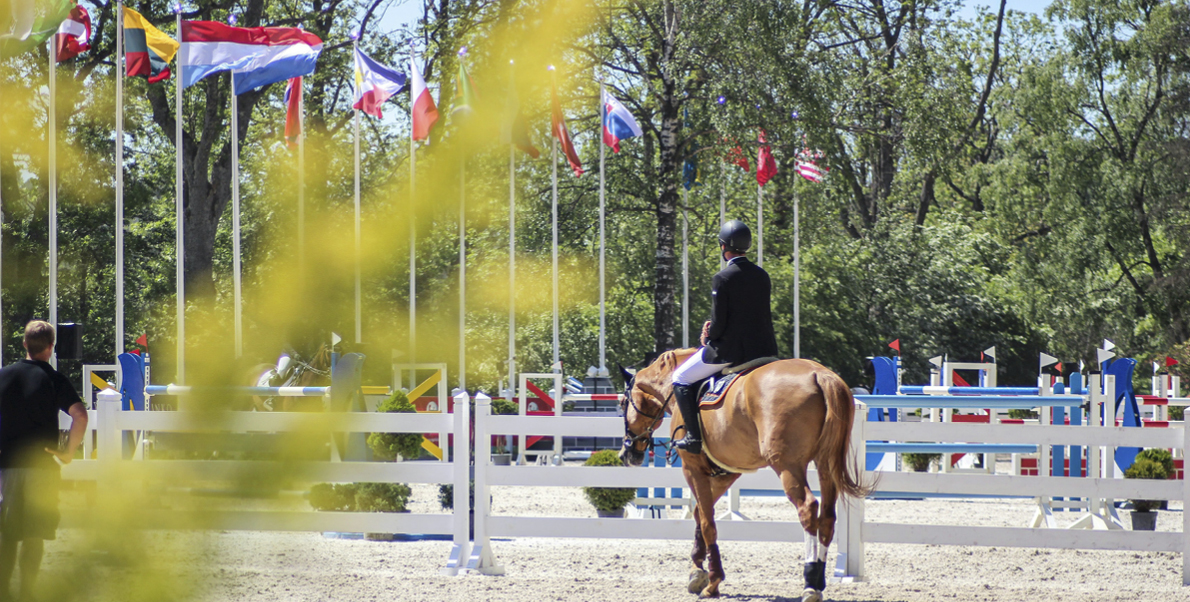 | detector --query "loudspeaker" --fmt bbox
[56,323,83,360]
